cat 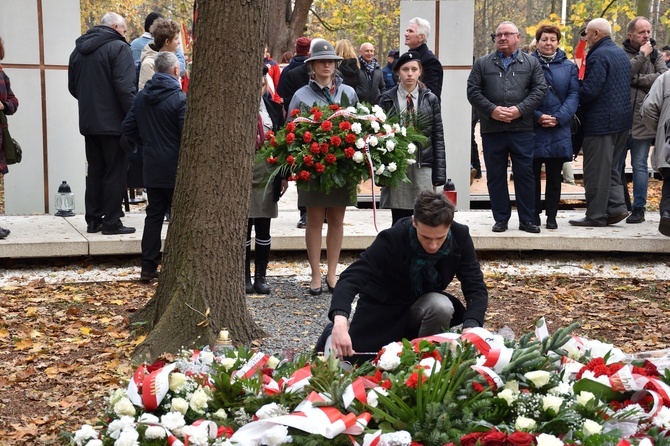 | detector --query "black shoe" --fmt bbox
[569,216,606,227]
[326,278,336,293]
[245,277,254,294]
[87,222,102,233]
[659,211,670,237]
[139,270,158,282]
[492,221,508,232]
[254,275,271,294]
[626,207,645,224]
[297,214,307,229]
[0,229,7,239]
[309,279,323,296]
[0,227,10,236]
[607,211,629,225]
[102,225,136,235]
[546,218,558,230]
[519,221,541,233]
